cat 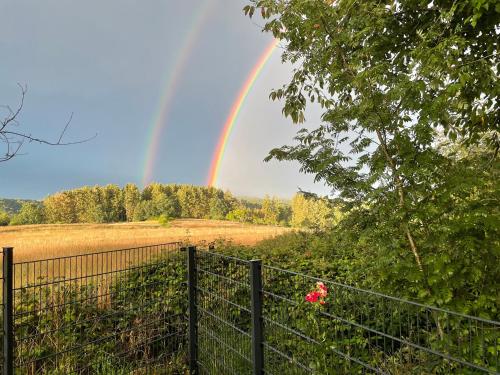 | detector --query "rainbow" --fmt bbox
[142,1,216,186]
[207,38,279,187]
